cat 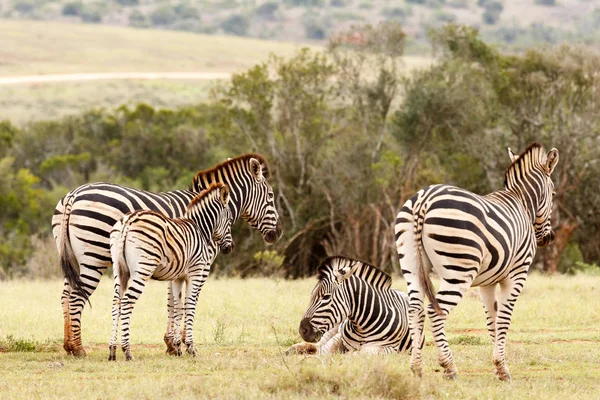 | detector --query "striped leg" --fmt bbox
[171,280,184,357]
[427,278,473,379]
[68,263,107,357]
[183,277,205,357]
[163,282,178,355]
[407,282,426,378]
[479,284,499,371]
[492,276,526,381]
[119,271,151,361]
[61,279,73,354]
[109,269,125,361]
